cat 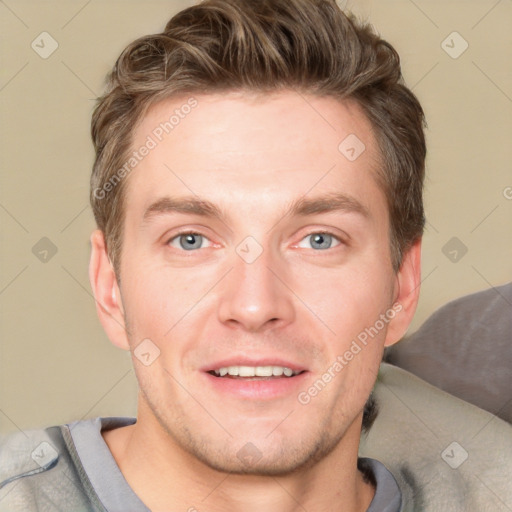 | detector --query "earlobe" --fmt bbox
[89,230,130,351]
[384,238,422,347]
